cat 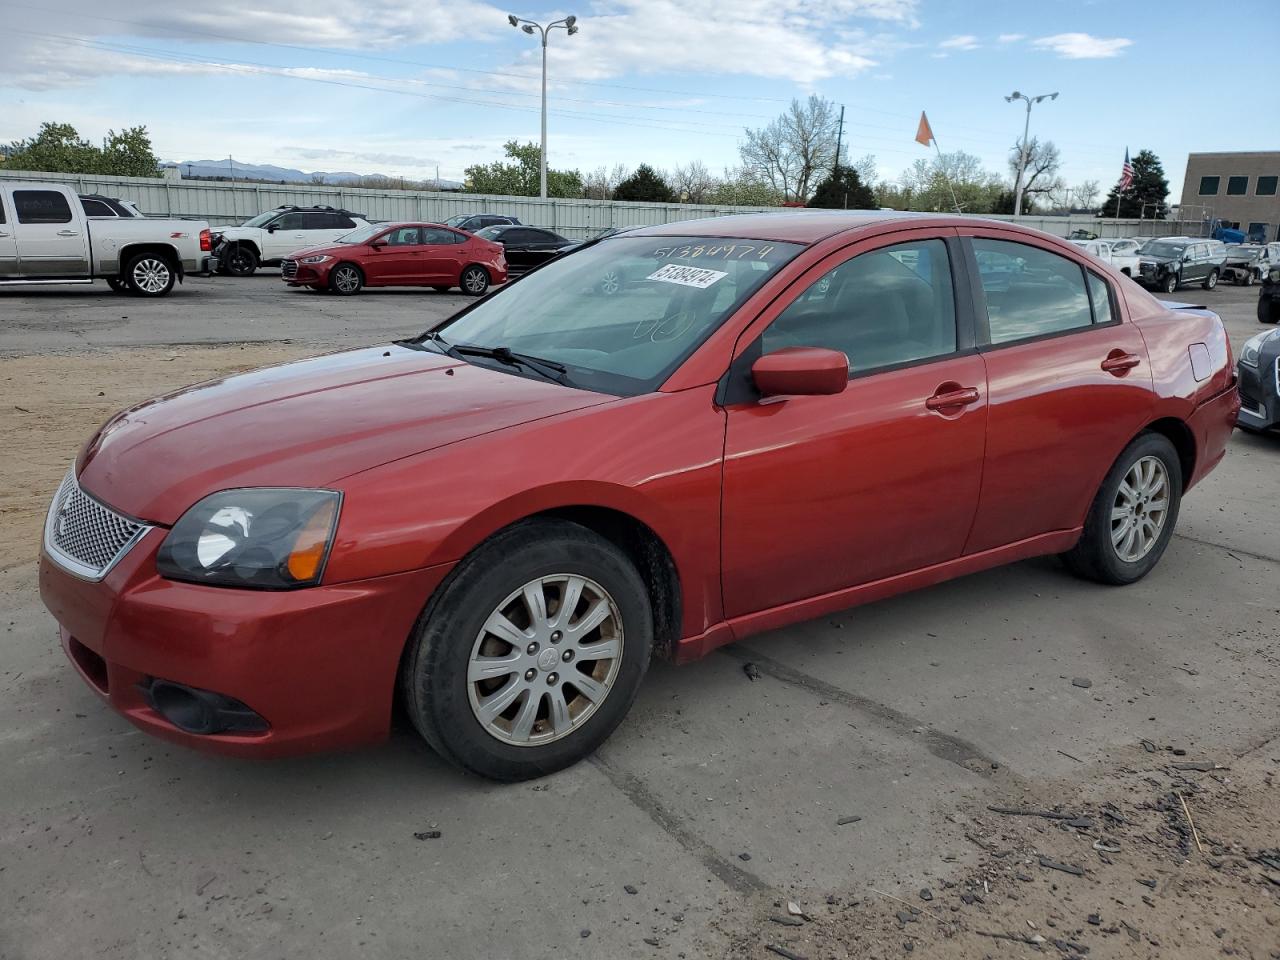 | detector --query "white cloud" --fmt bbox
[997,33,1025,43]
[938,34,979,50]
[1032,32,1133,59]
